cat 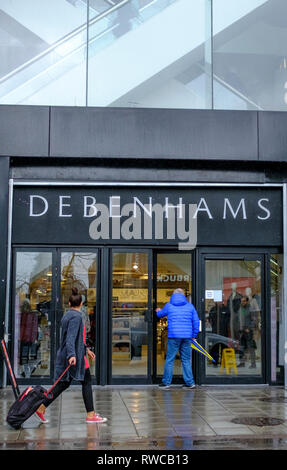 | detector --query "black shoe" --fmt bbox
[182,384,196,390]
[237,363,245,367]
[158,383,170,389]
